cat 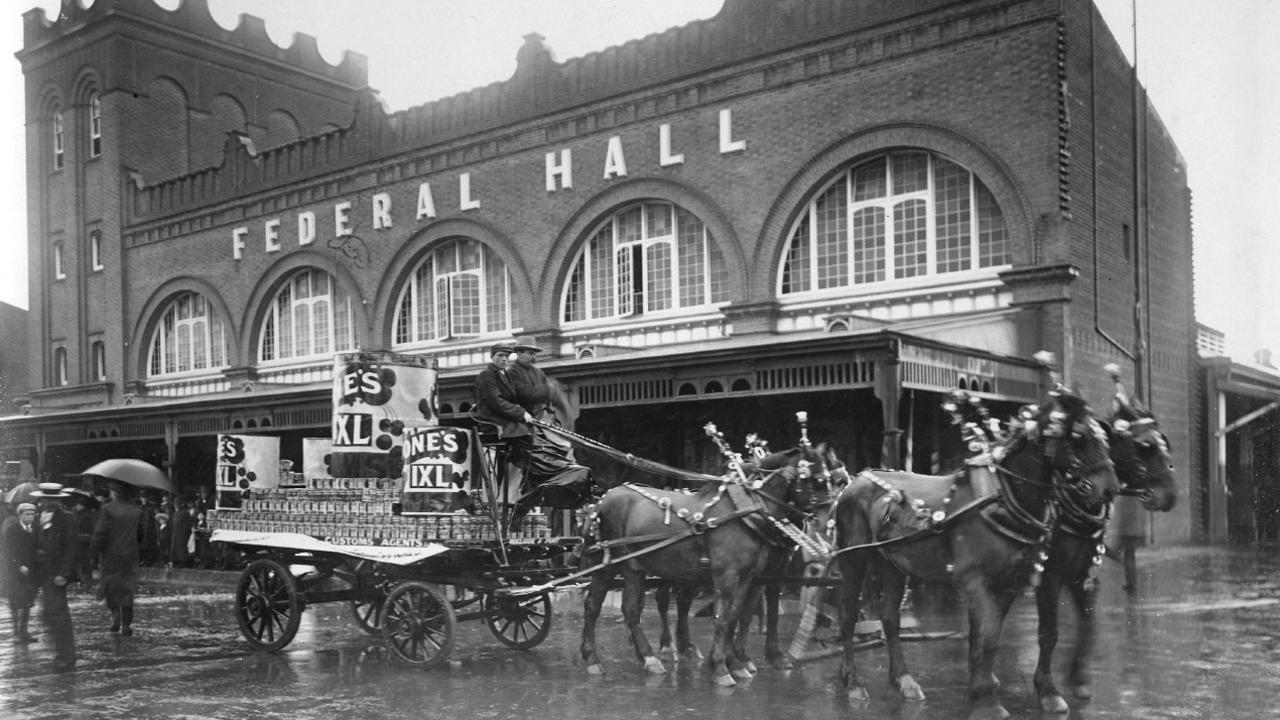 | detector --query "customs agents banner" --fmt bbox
[330,351,438,479]
[216,434,280,510]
